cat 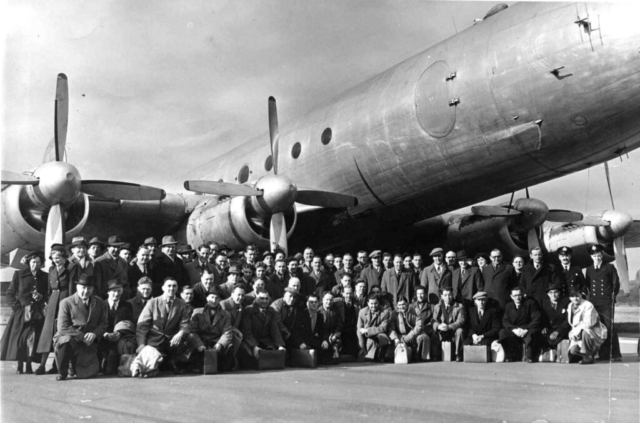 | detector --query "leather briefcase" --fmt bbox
[203,349,218,374]
[394,343,412,364]
[441,341,454,362]
[258,349,286,370]
[289,349,317,368]
[463,344,491,363]
[557,340,571,364]
[538,348,557,363]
